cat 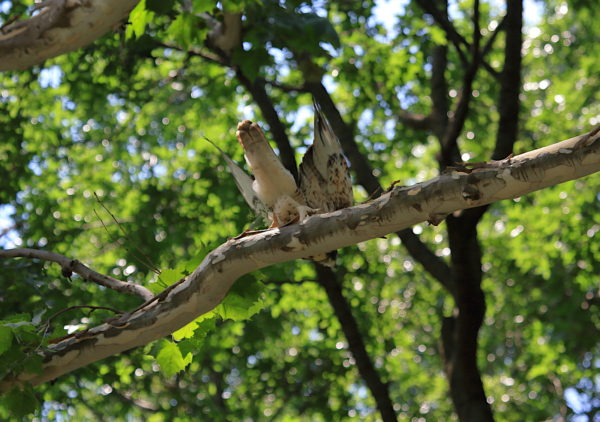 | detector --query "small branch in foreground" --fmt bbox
[0,248,154,301]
